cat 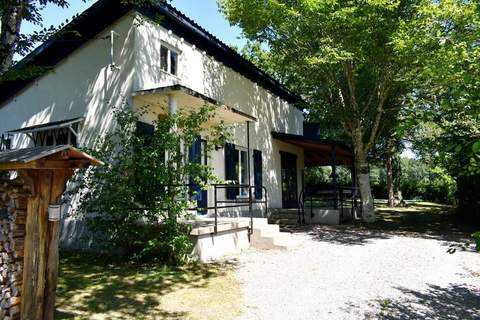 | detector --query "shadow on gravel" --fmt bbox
[287,224,392,245]
[285,202,477,246]
[371,283,480,320]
